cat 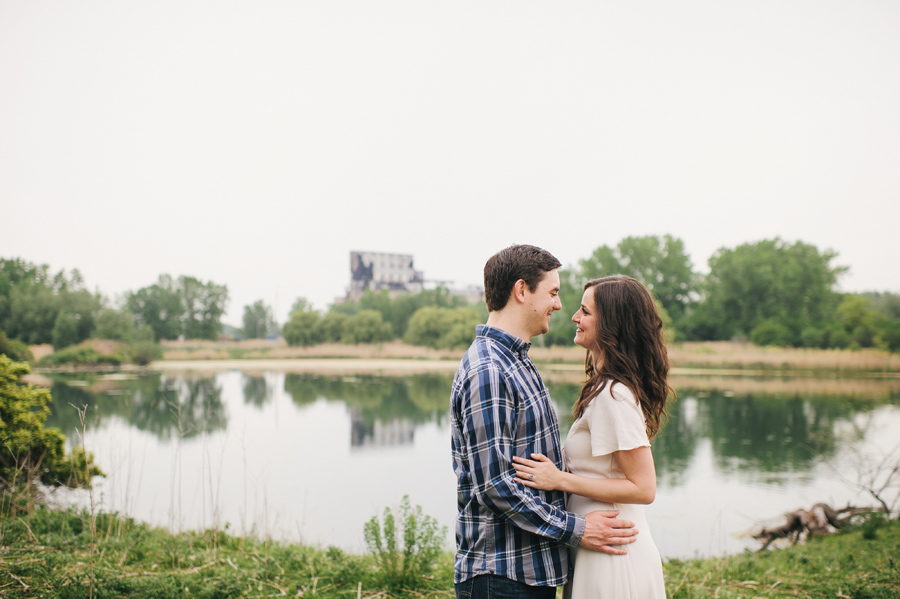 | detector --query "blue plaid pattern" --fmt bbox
[450,325,585,587]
